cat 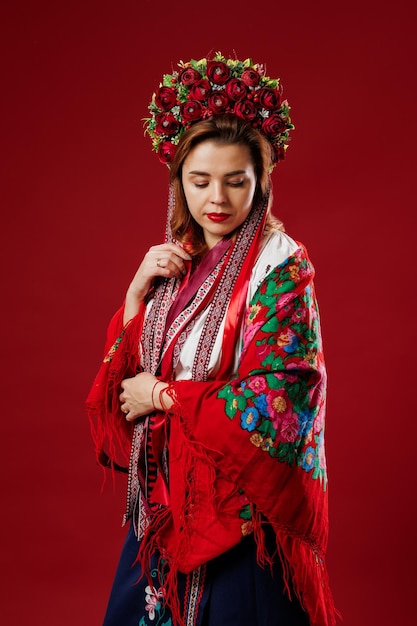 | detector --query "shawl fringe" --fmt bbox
[86,305,145,480]
[133,417,240,626]
[149,385,340,626]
